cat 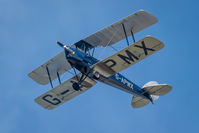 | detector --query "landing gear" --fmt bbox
[93,72,100,80]
[72,73,88,91]
[72,82,81,91]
